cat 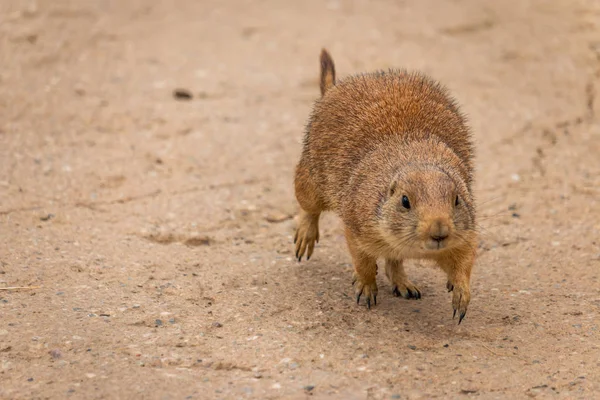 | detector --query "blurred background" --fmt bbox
[1,0,599,398]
